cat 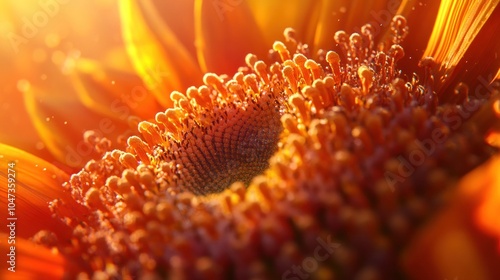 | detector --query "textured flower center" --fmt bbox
[145,84,283,195]
[43,15,499,279]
